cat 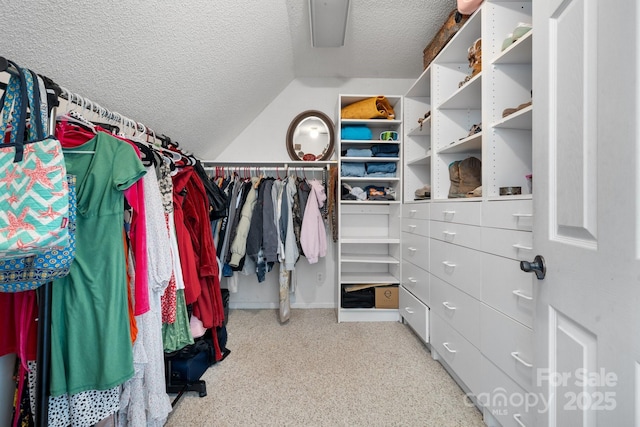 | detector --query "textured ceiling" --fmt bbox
[0,0,455,159]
